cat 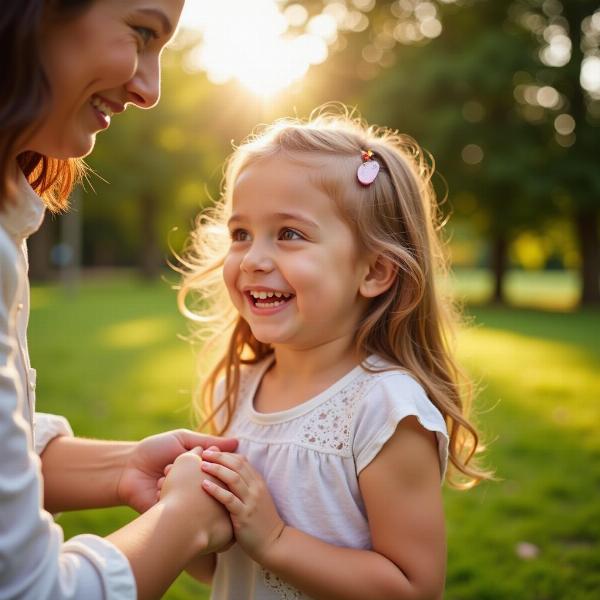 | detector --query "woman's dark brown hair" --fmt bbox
[0,0,93,211]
